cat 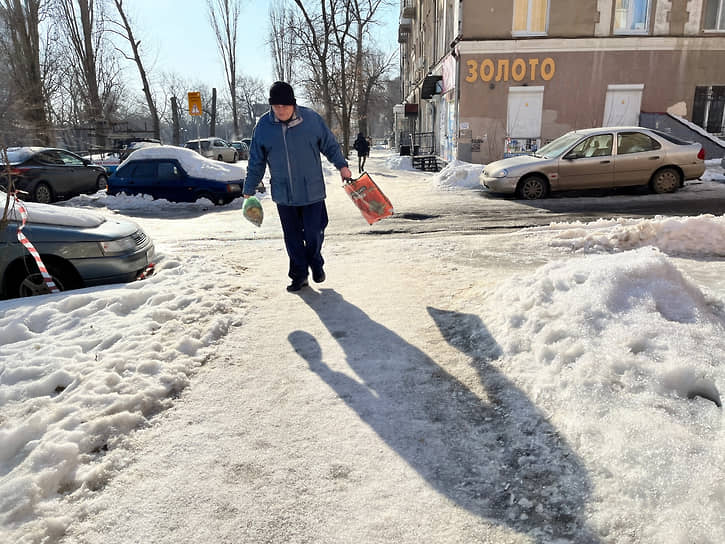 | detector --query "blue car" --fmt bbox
[107,146,245,205]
